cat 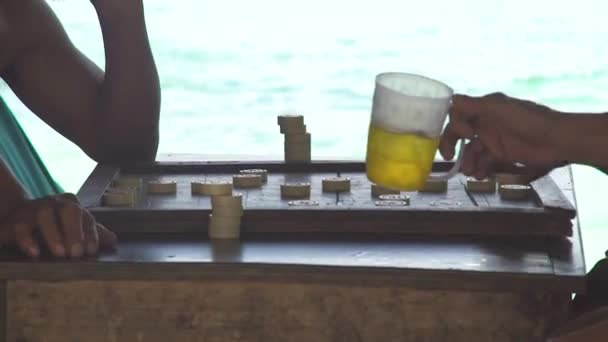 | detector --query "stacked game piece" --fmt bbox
[103,175,142,207]
[102,188,135,207]
[209,193,243,239]
[278,114,311,163]
[113,175,142,189]
[191,180,233,195]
